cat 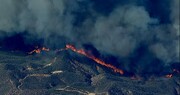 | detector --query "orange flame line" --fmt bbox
[28,44,180,77]
[65,44,124,75]
[28,47,49,54]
